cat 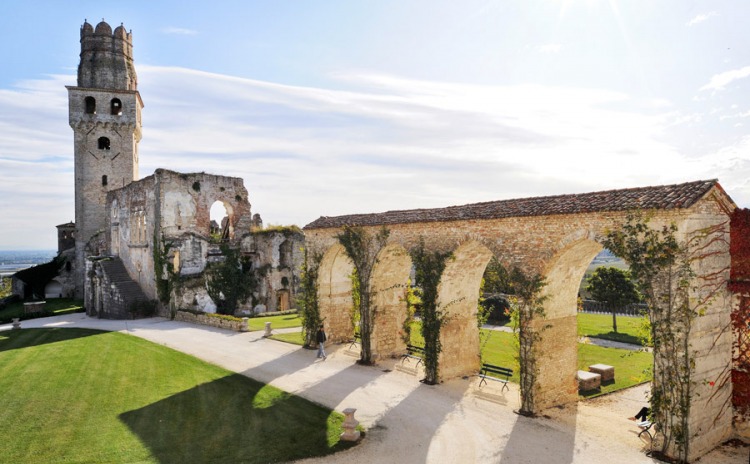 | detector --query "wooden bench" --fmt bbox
[400,344,424,368]
[478,363,512,392]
